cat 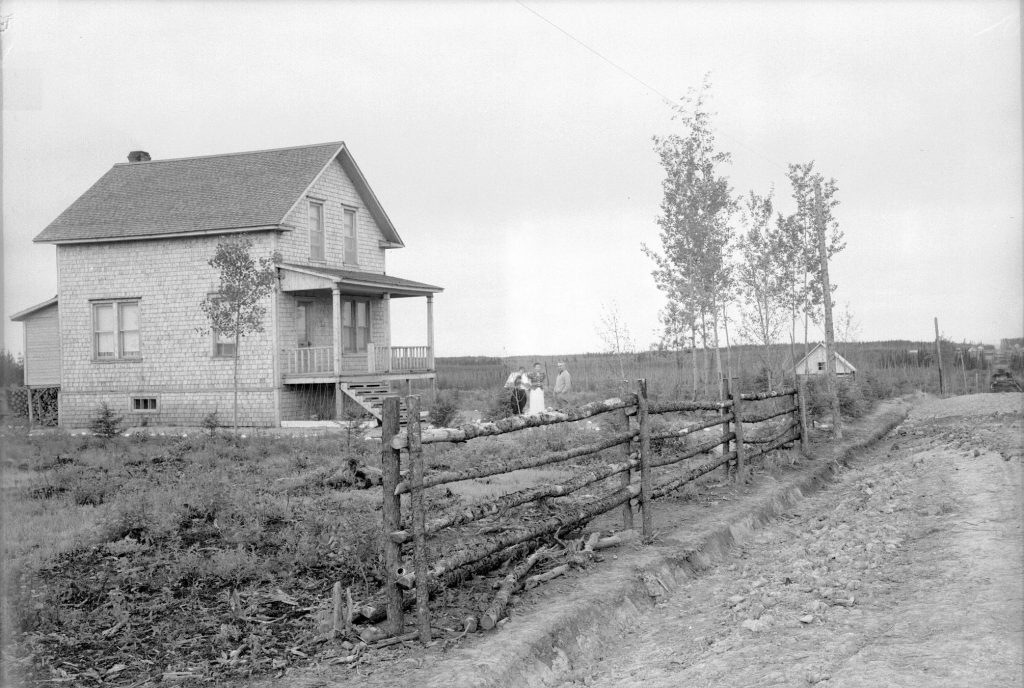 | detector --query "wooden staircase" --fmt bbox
[339,380,425,424]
